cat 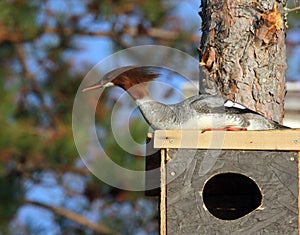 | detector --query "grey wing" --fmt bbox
[189,95,227,113]
[190,95,259,115]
